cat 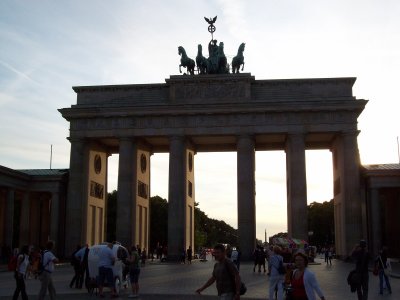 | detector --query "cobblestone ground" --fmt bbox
[0,257,398,299]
